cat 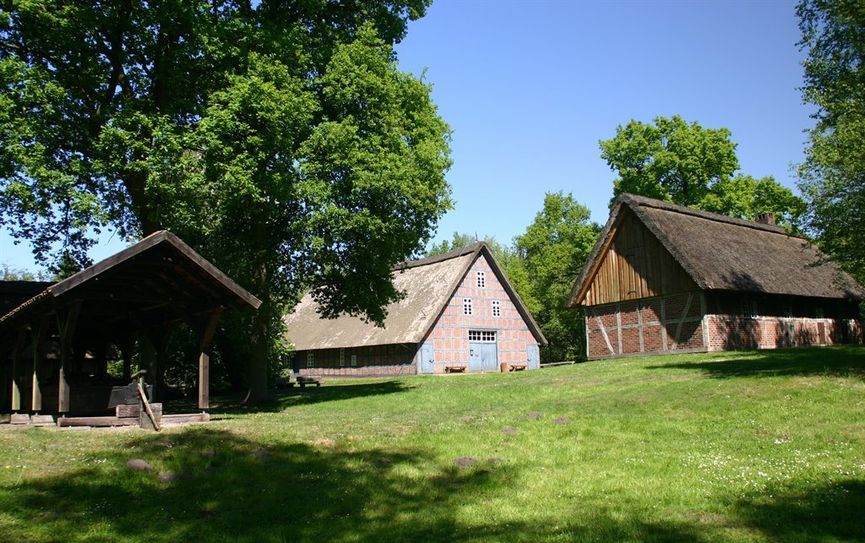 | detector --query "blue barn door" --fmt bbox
[468,330,498,372]
[527,344,540,369]
[419,341,435,374]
